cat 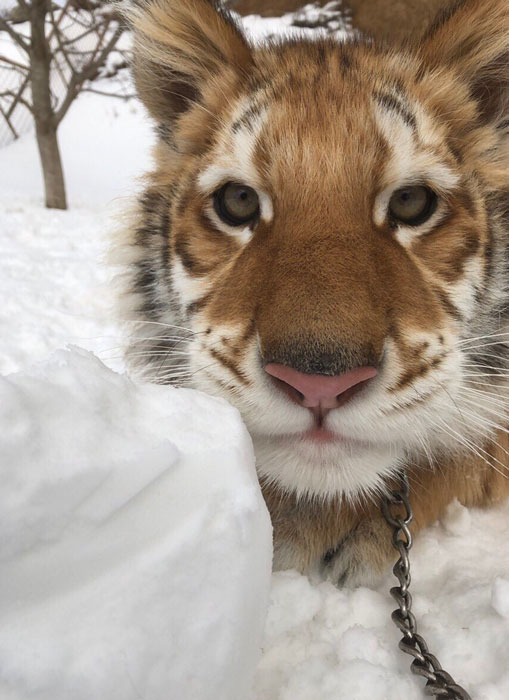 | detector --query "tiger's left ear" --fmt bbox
[418,0,509,126]
[124,0,253,128]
